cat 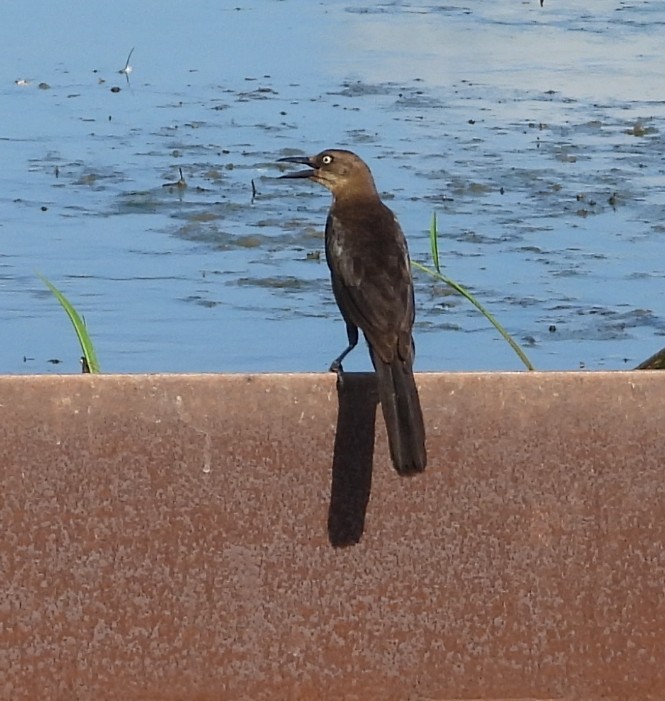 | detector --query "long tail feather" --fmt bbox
[373,357,427,475]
